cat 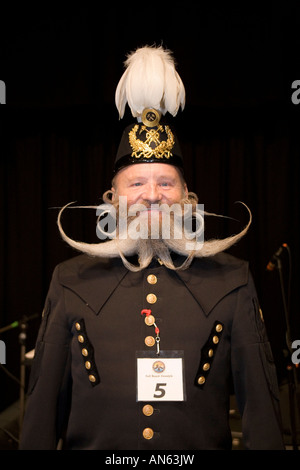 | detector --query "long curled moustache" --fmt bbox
[57,191,252,271]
